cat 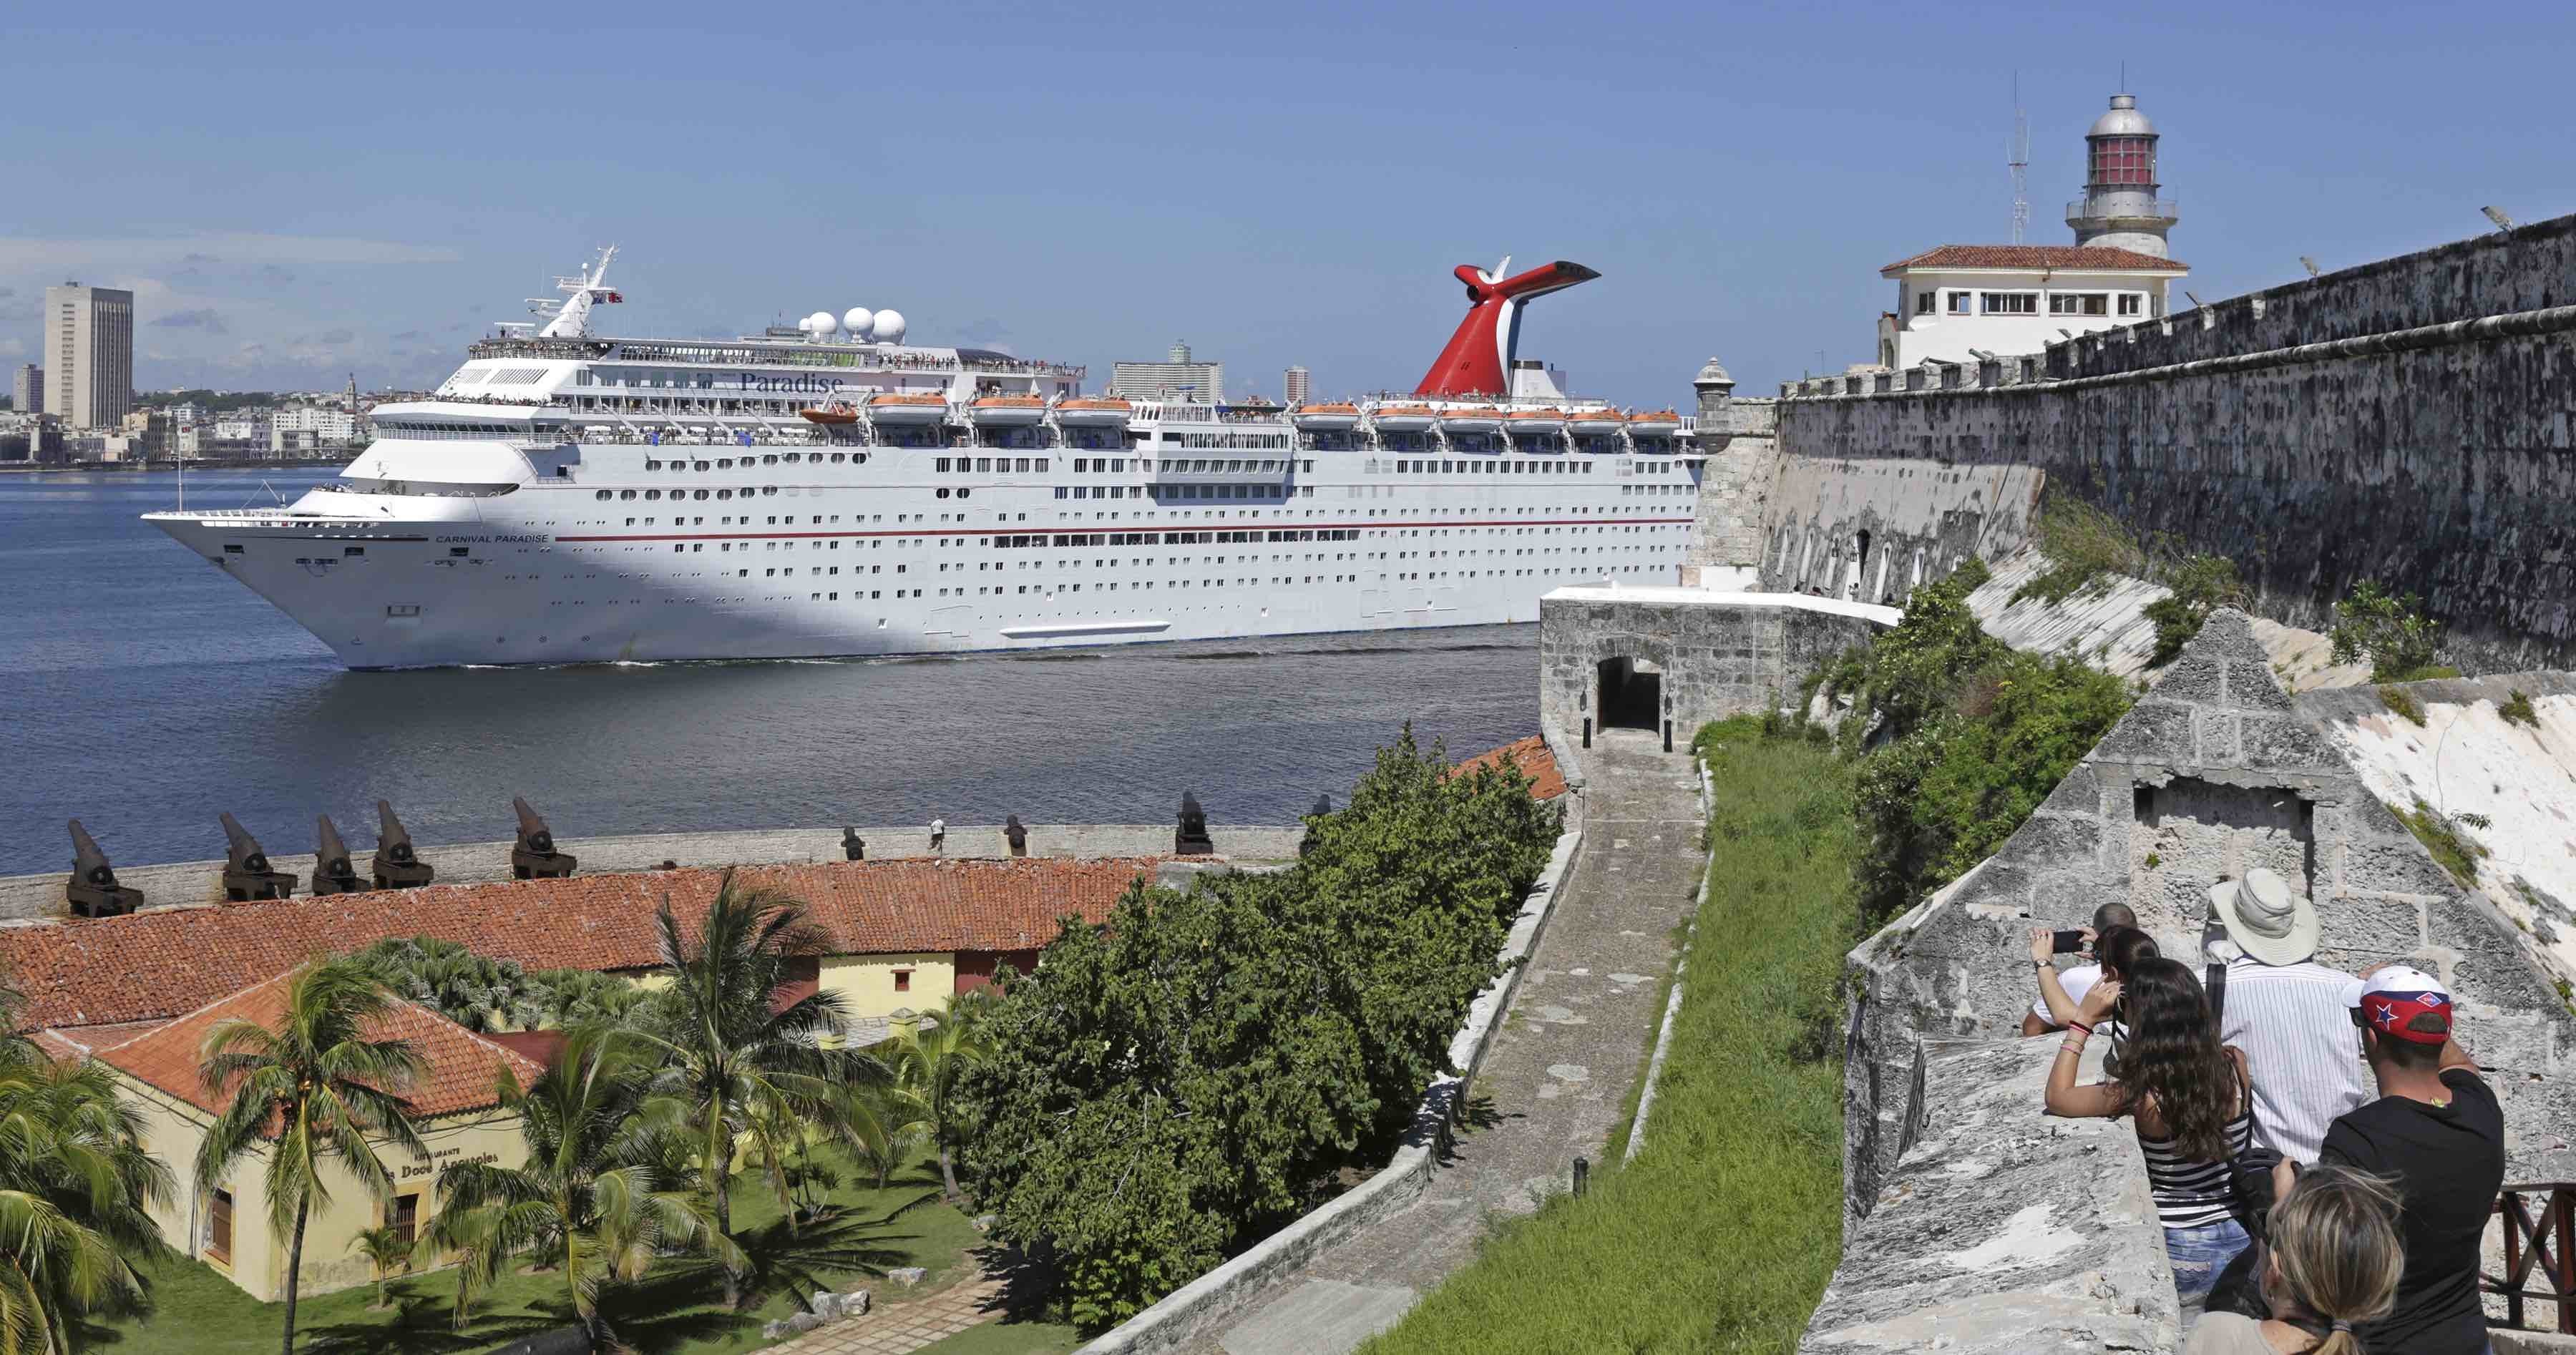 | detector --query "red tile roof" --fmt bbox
[0,856,1159,1034]
[95,970,545,1122]
[1880,244,2187,274]
[1452,737,1568,801]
